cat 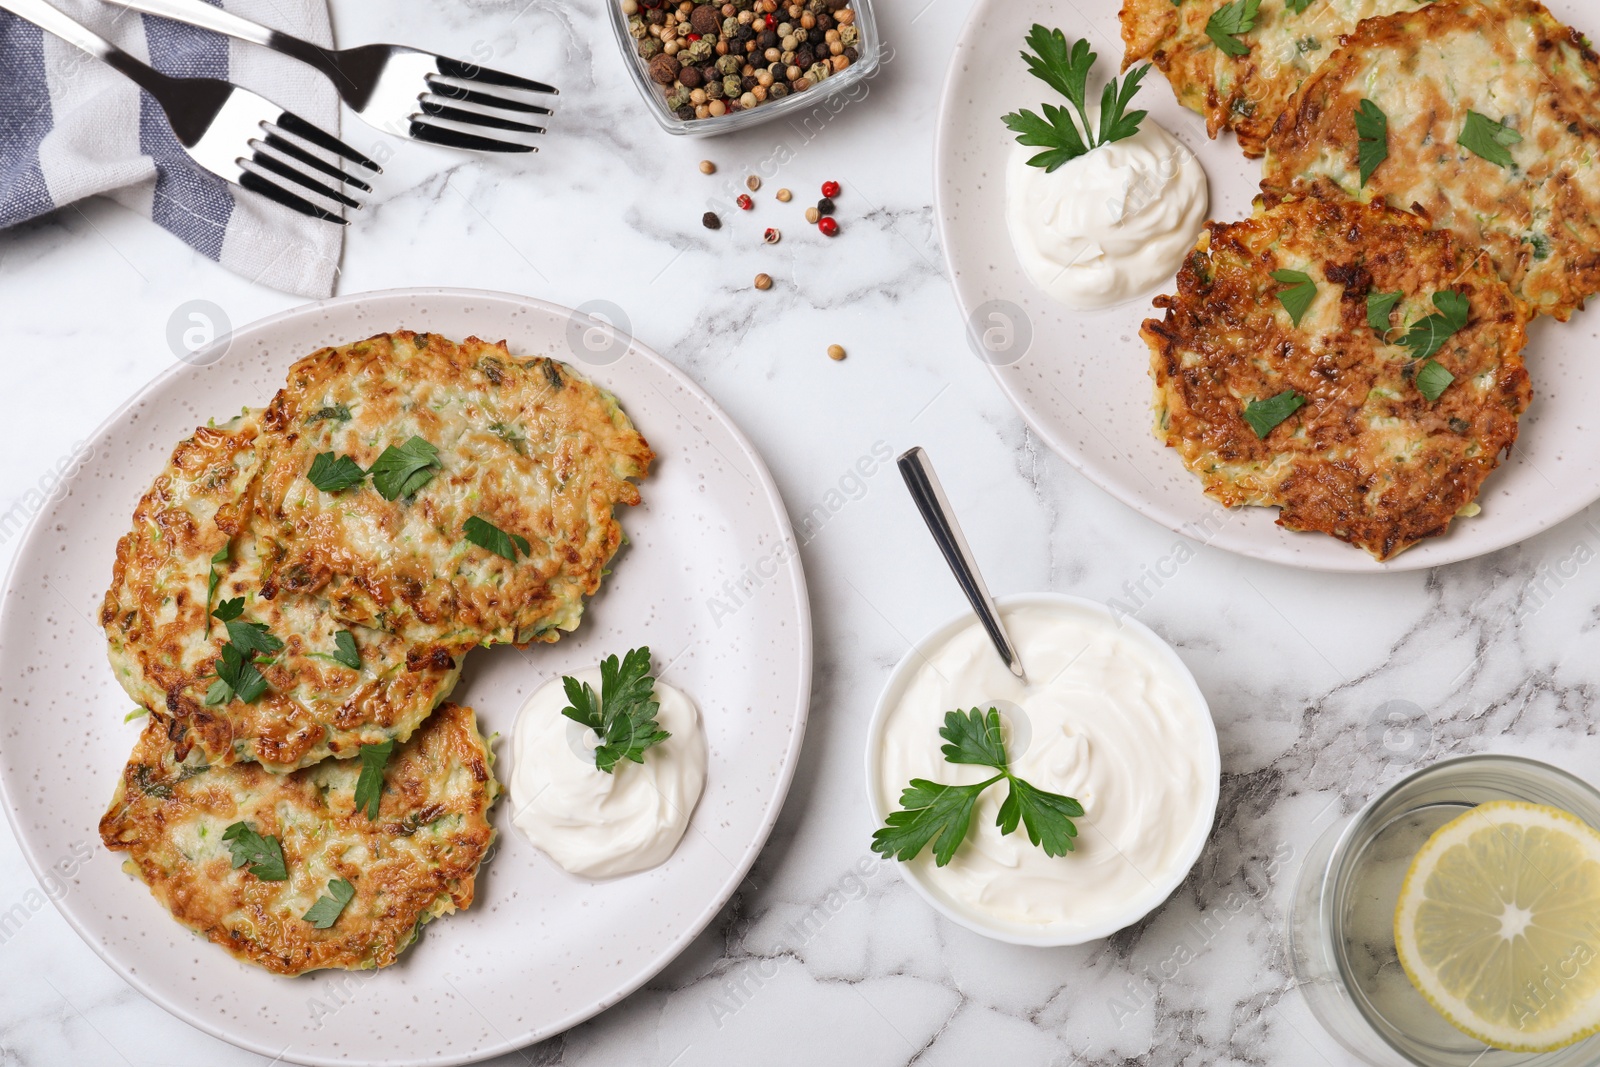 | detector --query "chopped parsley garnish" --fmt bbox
[1355,98,1388,186]
[368,436,441,501]
[463,515,530,562]
[489,421,528,456]
[212,597,244,623]
[205,642,269,705]
[561,647,671,774]
[1415,359,1456,402]
[1458,110,1522,168]
[306,451,367,493]
[1367,289,1403,334]
[204,545,230,637]
[305,404,351,425]
[353,740,394,821]
[1399,289,1469,362]
[329,631,360,671]
[303,878,355,929]
[1001,24,1150,172]
[1271,268,1317,326]
[1243,391,1306,438]
[1205,0,1260,57]
[224,619,283,658]
[222,821,287,881]
[871,708,1084,867]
